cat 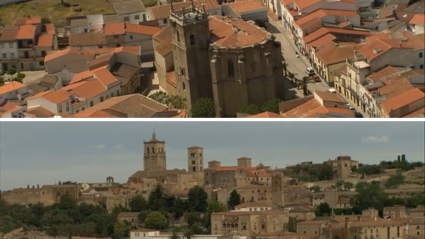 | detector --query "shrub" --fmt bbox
[6,68,17,75]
